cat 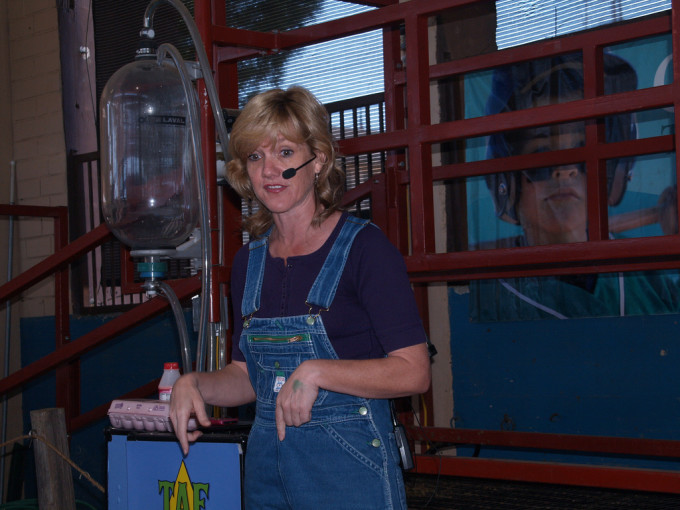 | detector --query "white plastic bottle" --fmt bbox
[158,362,181,401]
